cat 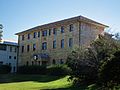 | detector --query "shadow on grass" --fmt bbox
[41,85,87,90]
[0,74,64,83]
